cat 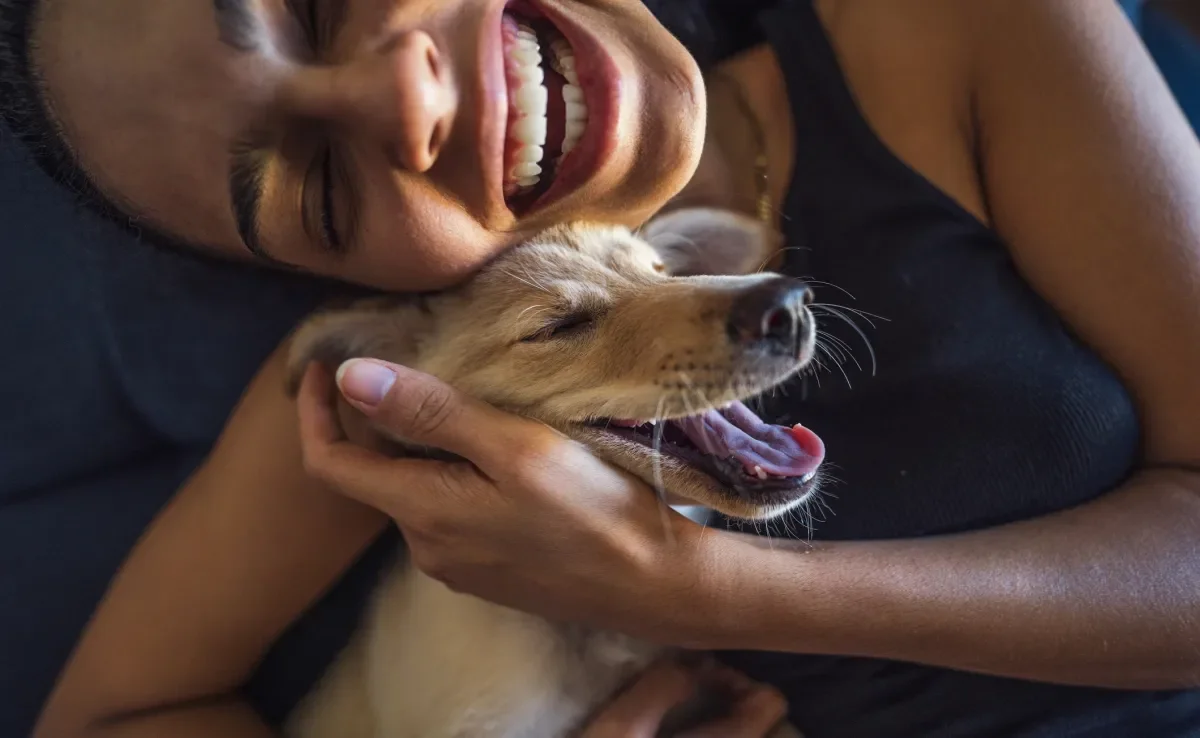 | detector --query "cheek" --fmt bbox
[348,194,522,291]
